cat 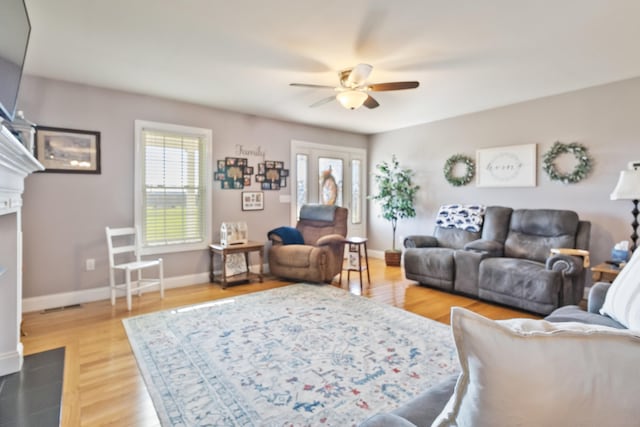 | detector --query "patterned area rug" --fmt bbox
[123,284,459,426]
